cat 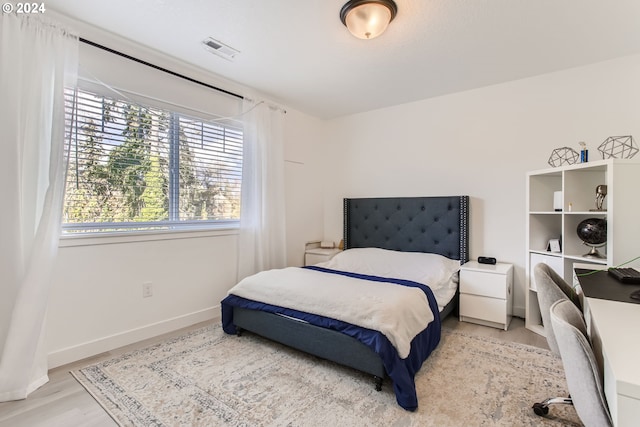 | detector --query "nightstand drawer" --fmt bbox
[460,270,509,299]
[460,294,507,324]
